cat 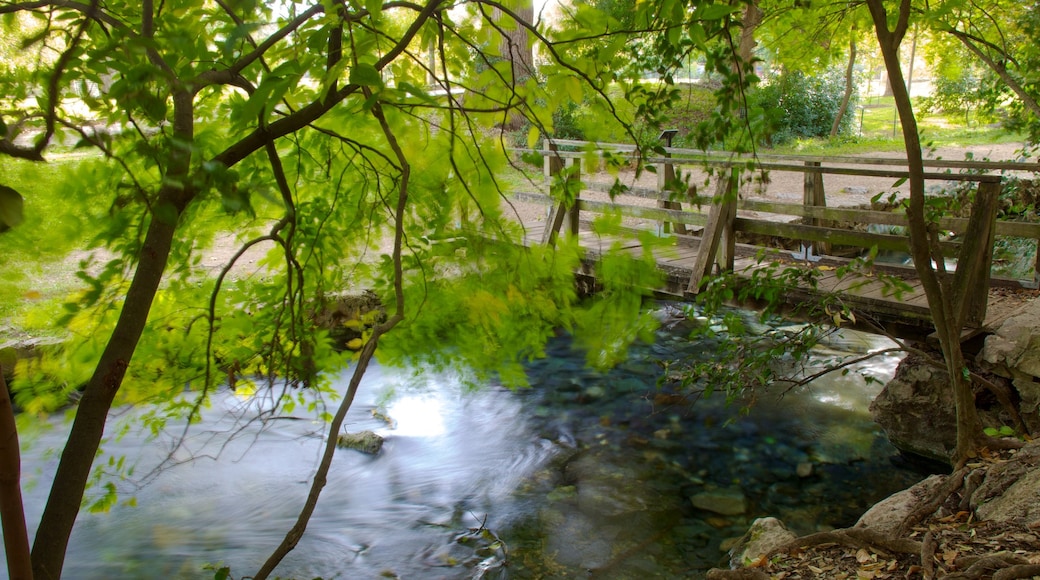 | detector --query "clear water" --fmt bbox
[6,310,930,579]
